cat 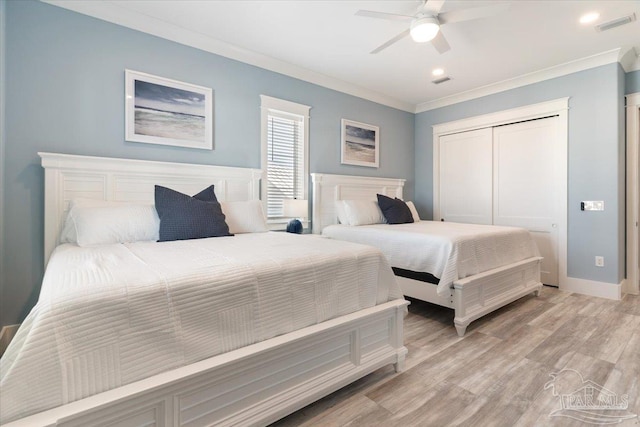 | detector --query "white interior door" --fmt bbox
[625,96,639,295]
[439,128,493,225]
[492,117,560,286]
